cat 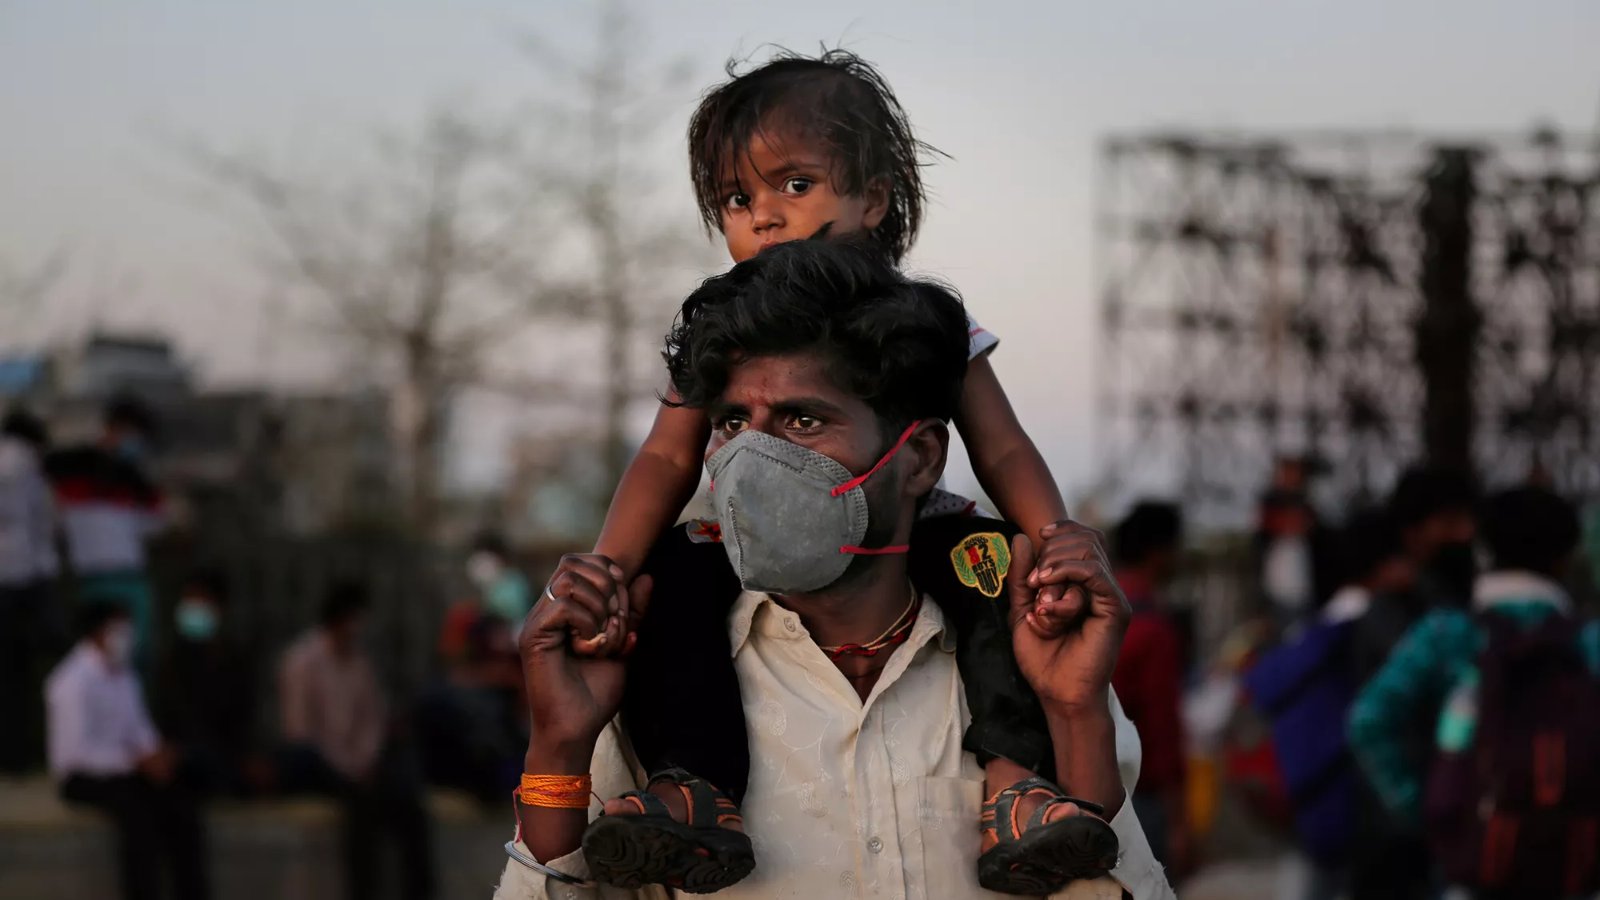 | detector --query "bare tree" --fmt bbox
[515,0,712,494]
[0,248,69,321]
[186,107,549,534]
